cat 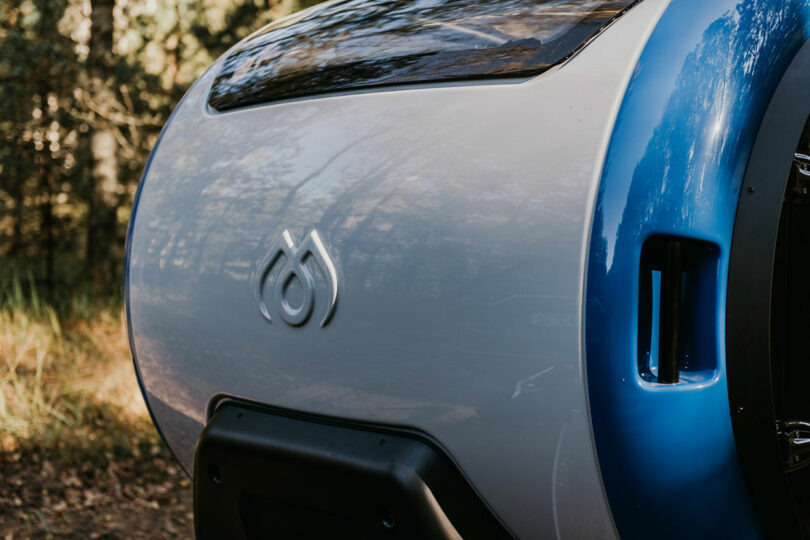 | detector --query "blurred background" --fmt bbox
[0,0,323,536]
